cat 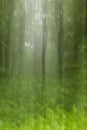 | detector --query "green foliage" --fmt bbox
[0,0,87,129]
[0,108,87,130]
